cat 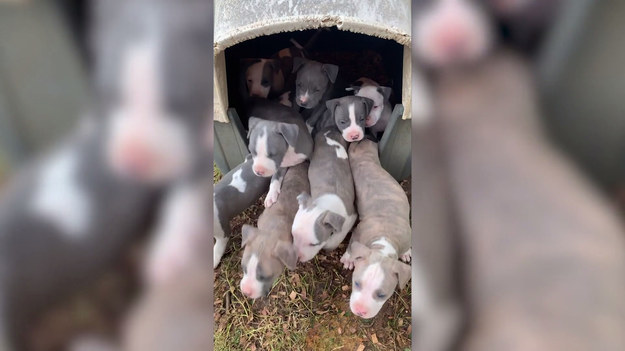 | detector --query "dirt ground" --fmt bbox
[213,167,412,351]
